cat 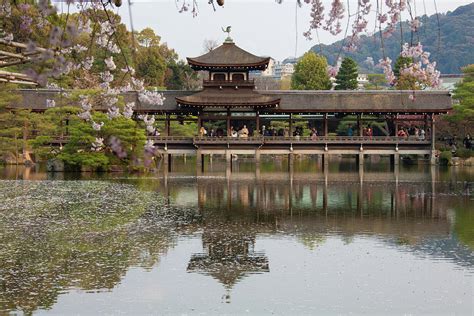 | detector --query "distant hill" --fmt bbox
[310,3,474,74]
